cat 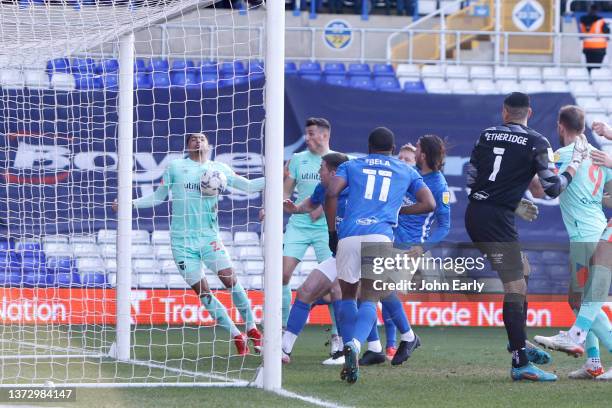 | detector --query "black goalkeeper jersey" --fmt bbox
[466,122,566,210]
